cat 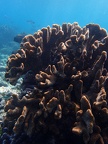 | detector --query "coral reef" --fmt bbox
[1,22,108,144]
[14,33,26,43]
